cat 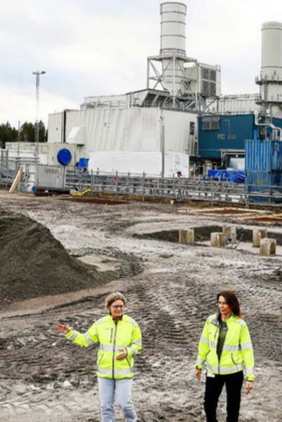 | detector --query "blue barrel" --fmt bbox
[57,148,72,166]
